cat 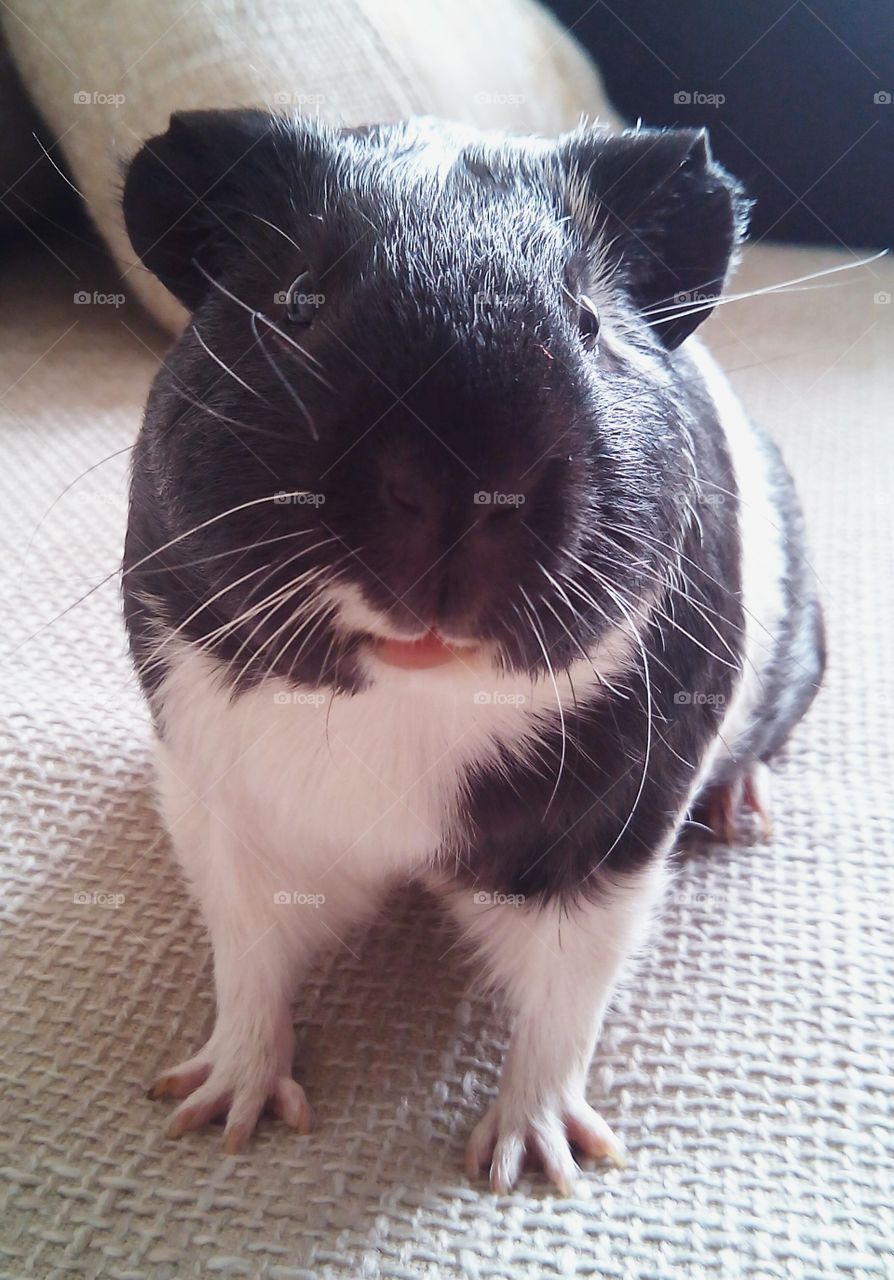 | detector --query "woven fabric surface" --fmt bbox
[0,234,892,1279]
